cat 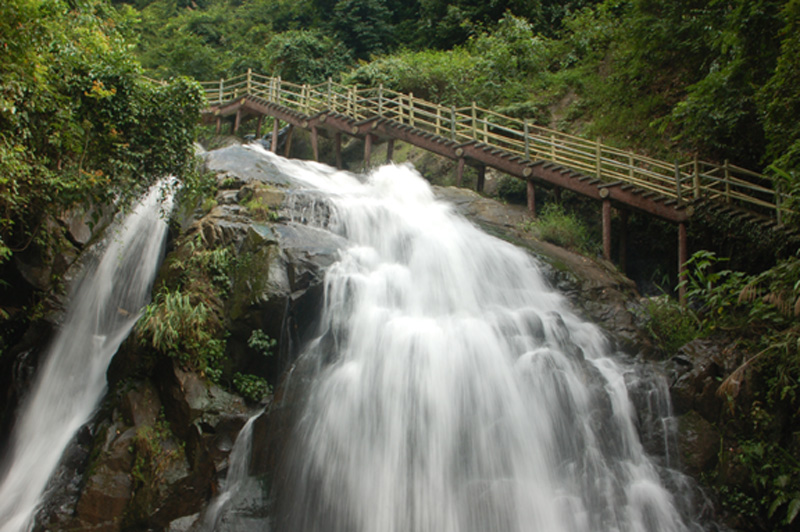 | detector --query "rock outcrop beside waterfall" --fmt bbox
[26,143,712,531]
